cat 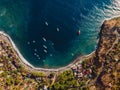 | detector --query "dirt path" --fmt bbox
[106,30,119,55]
[51,74,57,86]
